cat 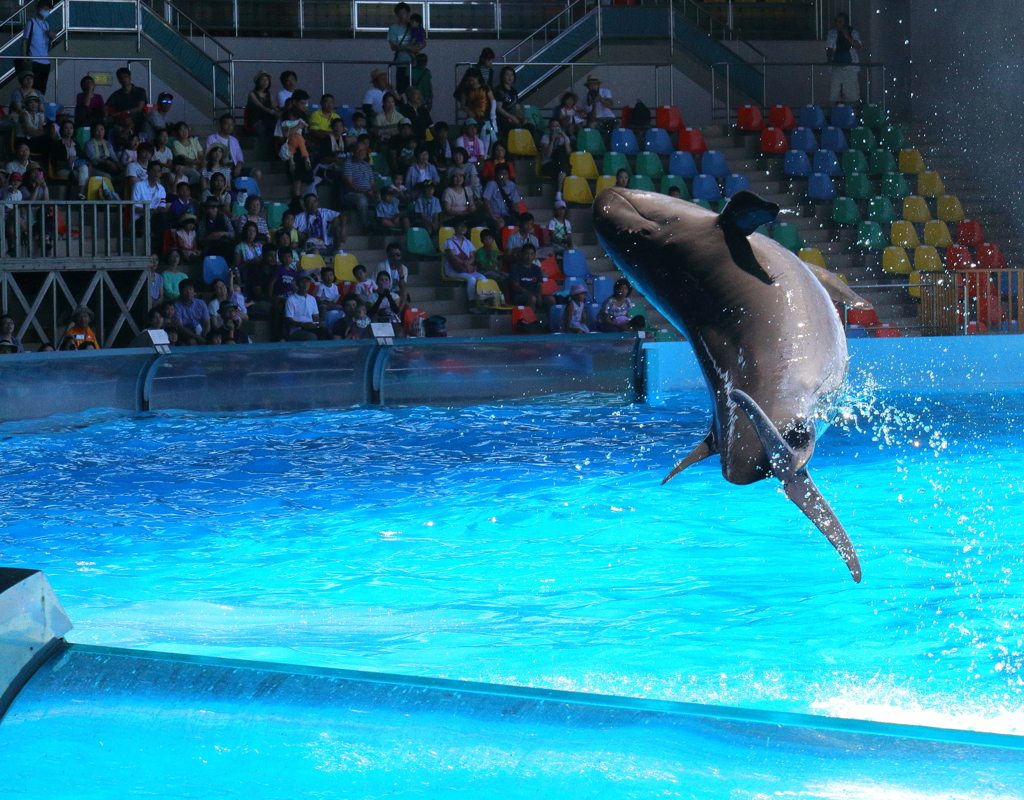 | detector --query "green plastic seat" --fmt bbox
[660,175,691,199]
[406,227,437,257]
[869,148,898,176]
[860,104,887,129]
[850,126,876,152]
[629,175,656,191]
[693,199,715,211]
[832,196,861,226]
[773,222,803,253]
[576,128,606,155]
[841,150,868,174]
[879,126,905,152]
[856,220,888,250]
[634,152,664,179]
[370,151,390,176]
[753,224,771,237]
[231,202,246,217]
[843,171,873,200]
[522,105,544,130]
[267,202,287,230]
[867,195,898,223]
[603,152,630,176]
[881,171,910,199]
[76,127,91,148]
[374,174,393,189]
